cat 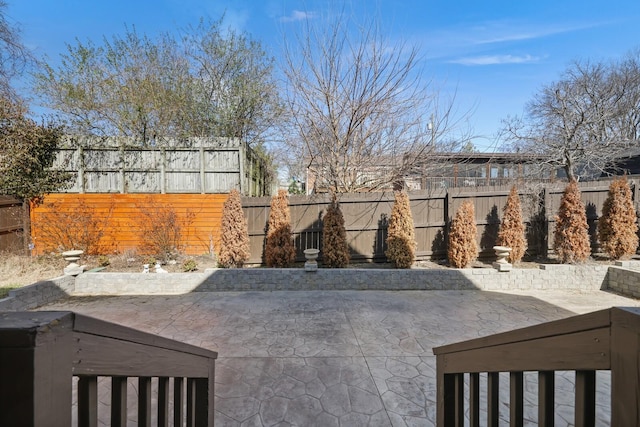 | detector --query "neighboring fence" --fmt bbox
[0,196,25,253]
[53,136,271,196]
[432,307,640,426]
[30,193,227,256]
[0,311,218,426]
[242,176,640,264]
